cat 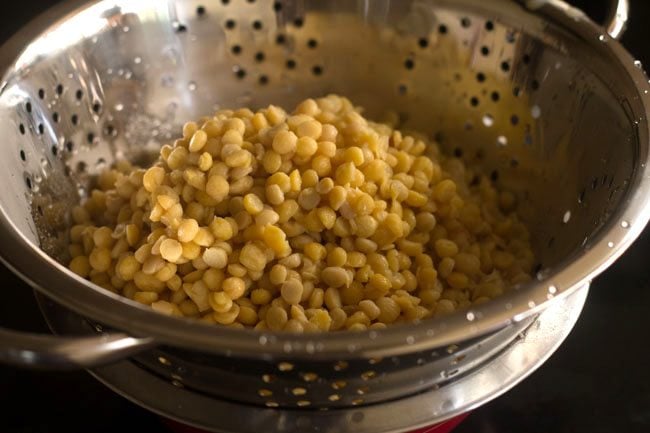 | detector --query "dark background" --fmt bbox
[1,1,649,432]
